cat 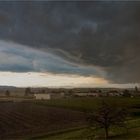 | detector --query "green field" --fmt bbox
[30,97,140,140]
[31,117,140,140]
[34,97,140,116]
[31,127,140,140]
